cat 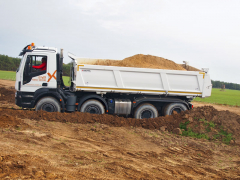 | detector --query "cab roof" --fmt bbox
[19,44,57,56]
